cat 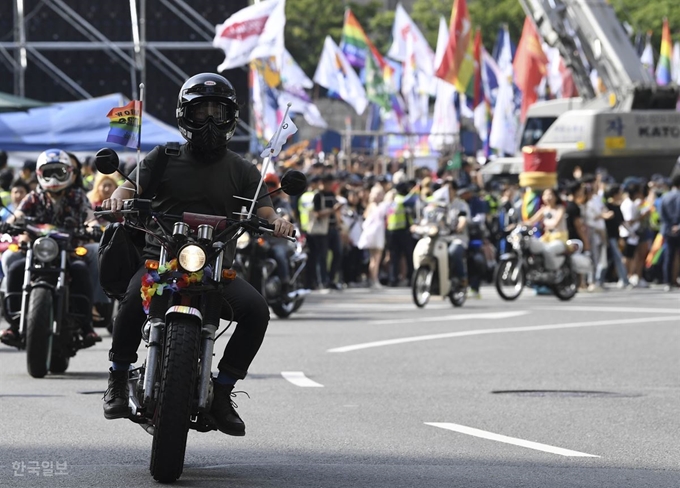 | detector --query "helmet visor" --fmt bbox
[39,165,72,182]
[185,101,235,125]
